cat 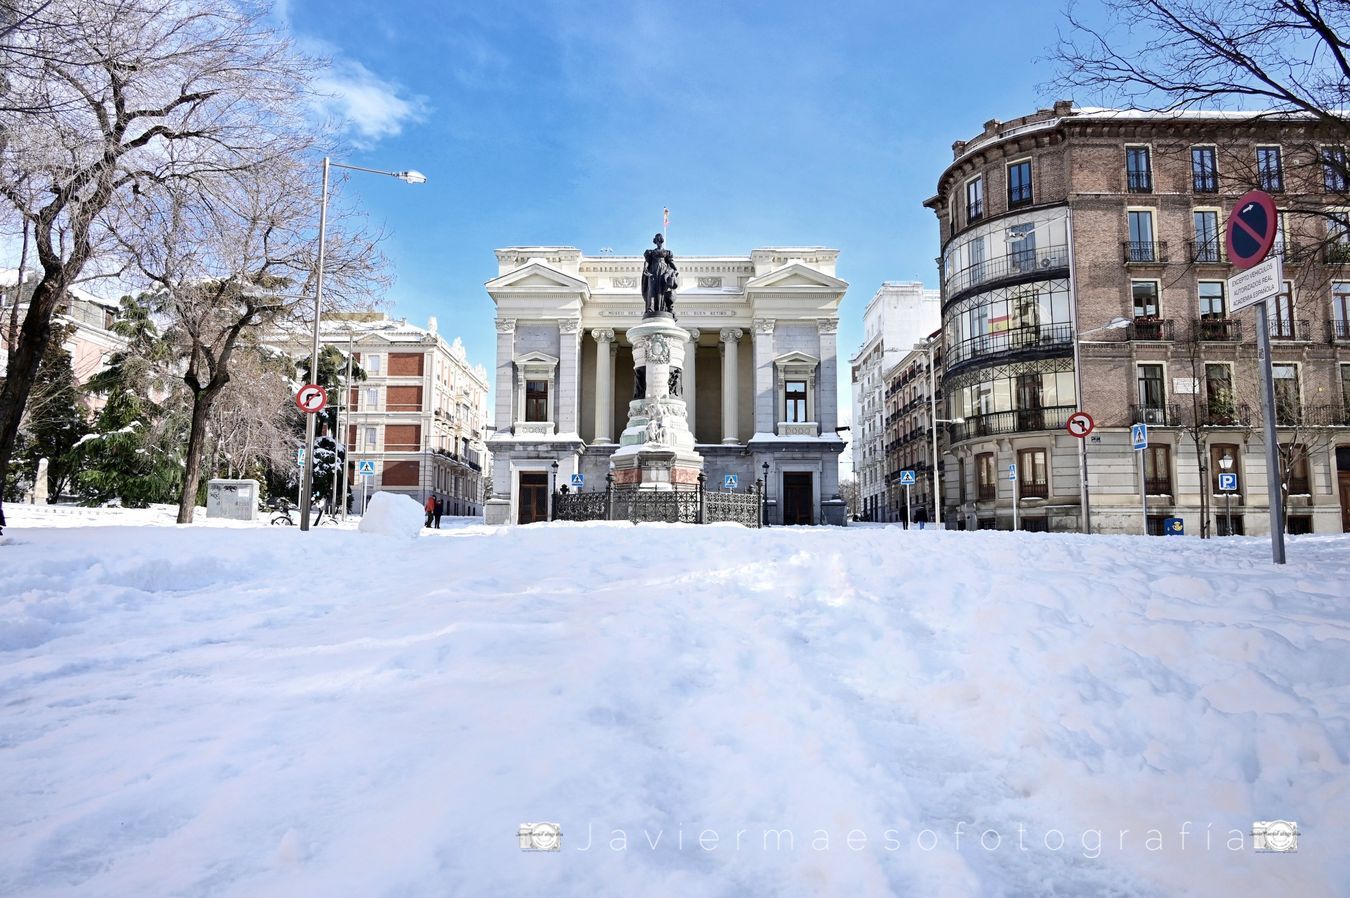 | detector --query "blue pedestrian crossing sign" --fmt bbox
[1131,422,1149,450]
[1008,463,1017,481]
[570,473,584,489]
[898,469,916,485]
[295,447,305,466]
[723,473,739,490]
[1218,472,1238,492]
[1165,517,1185,536]
[357,459,376,477]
